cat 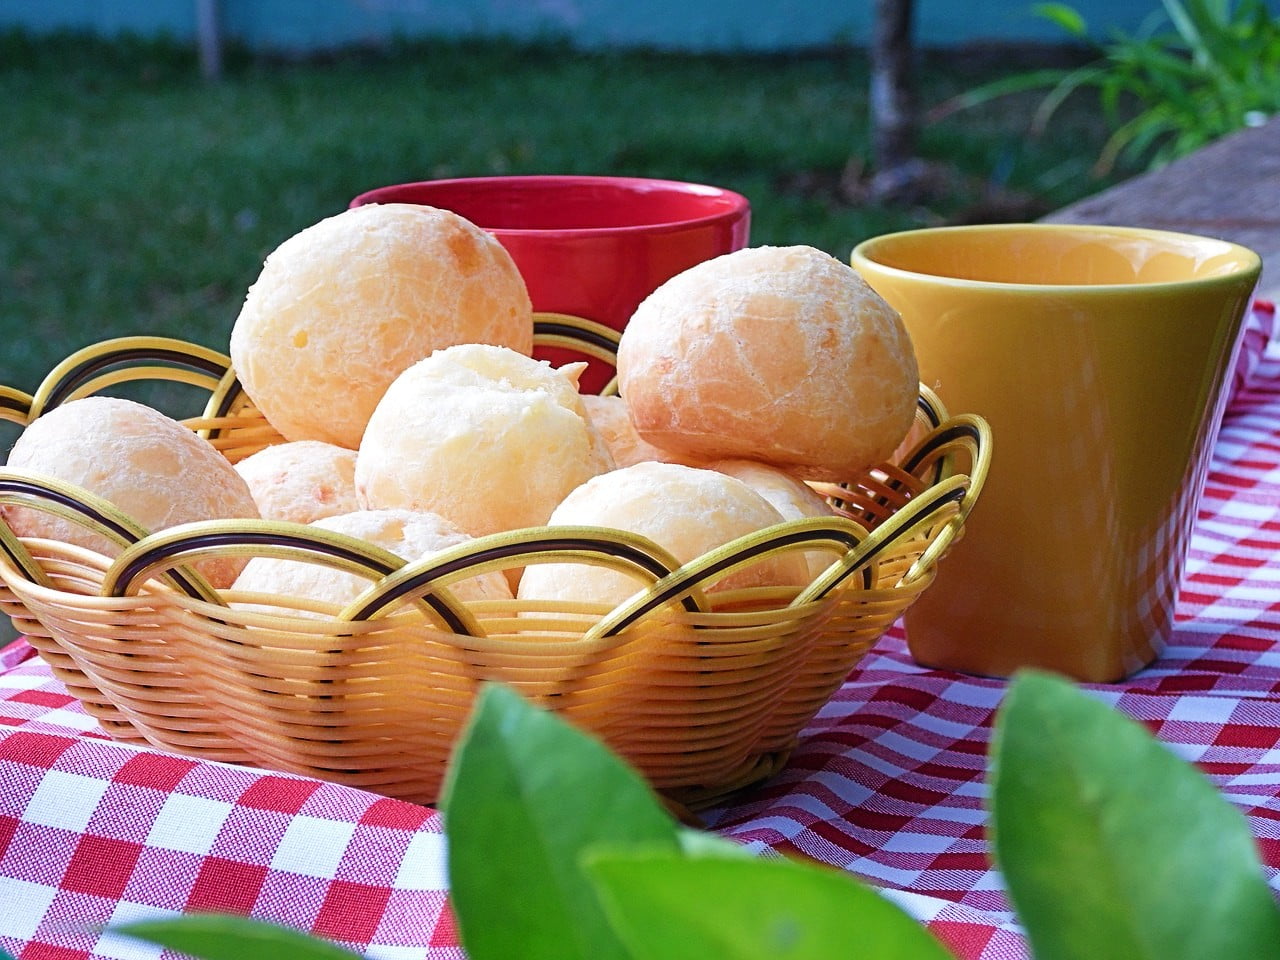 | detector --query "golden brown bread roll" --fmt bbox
[709,458,838,579]
[232,508,512,616]
[580,394,701,469]
[516,461,809,609]
[355,344,614,537]
[3,396,260,588]
[616,245,918,480]
[229,202,534,449]
[234,440,359,526]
